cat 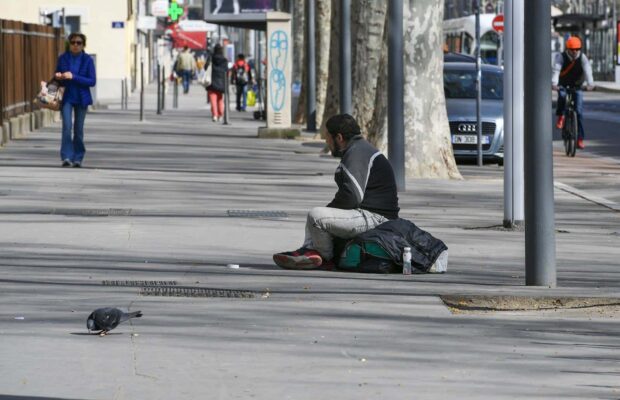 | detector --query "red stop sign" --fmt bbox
[492,14,504,33]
